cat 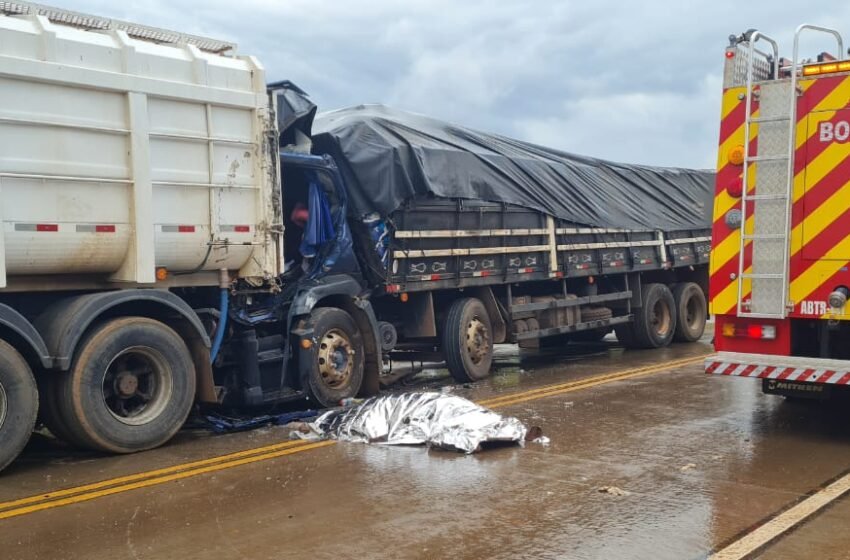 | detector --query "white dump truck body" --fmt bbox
[0,4,281,289]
